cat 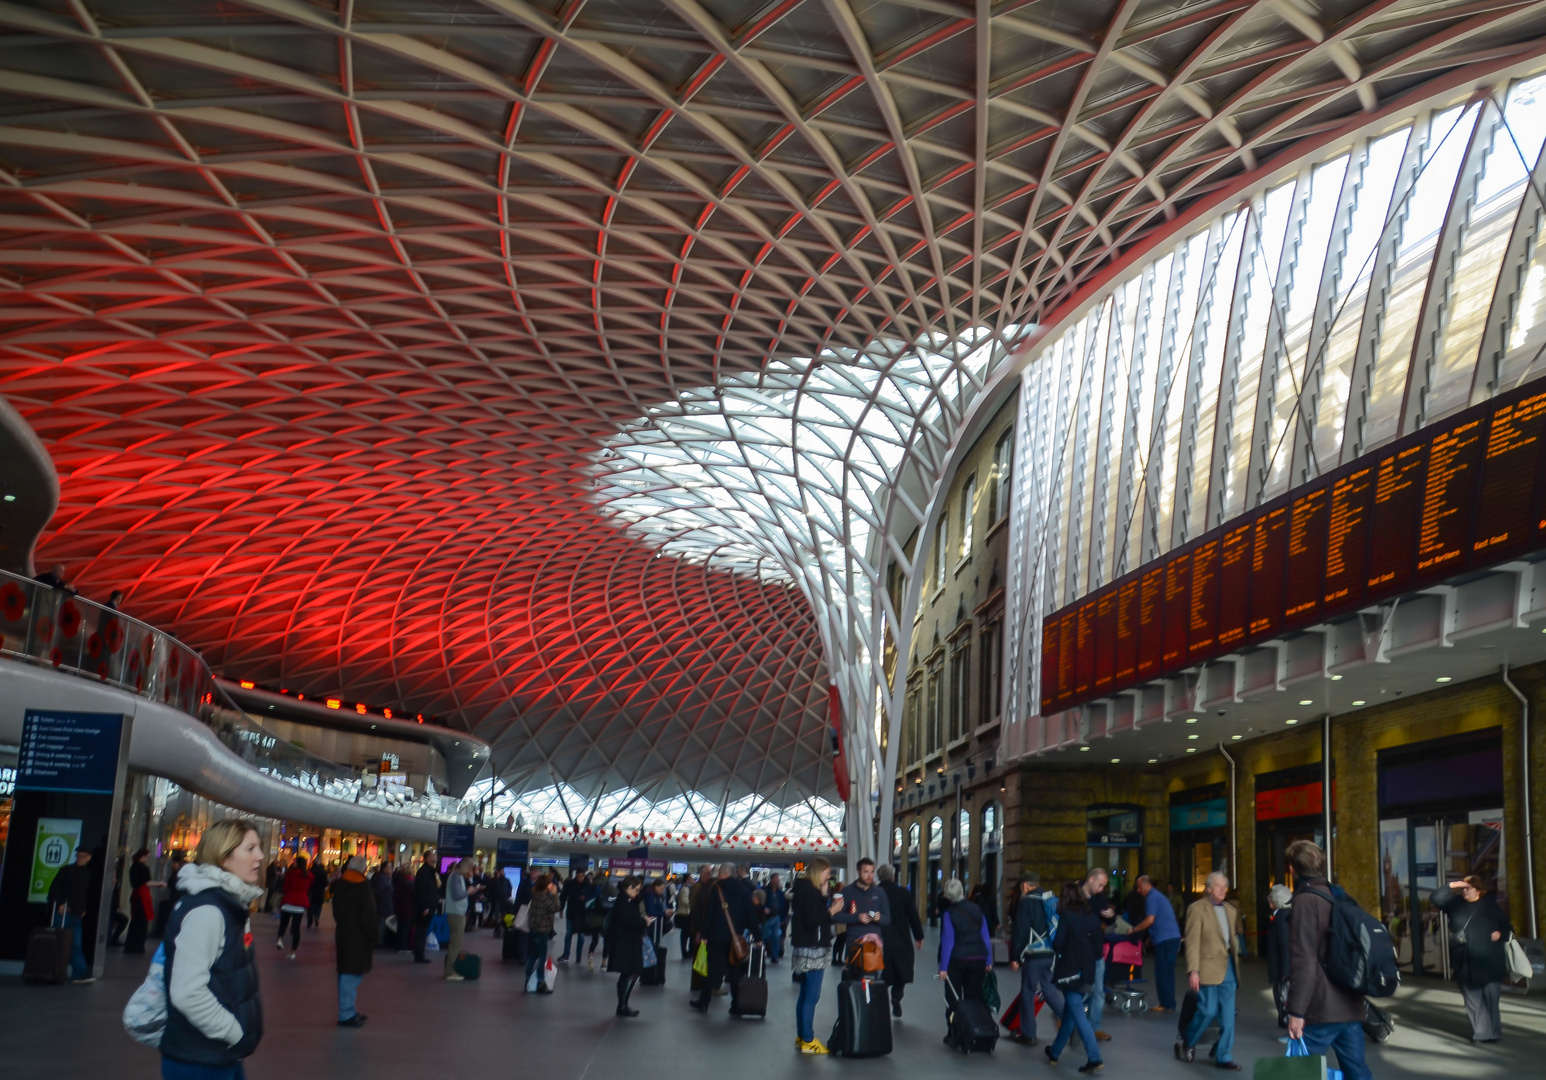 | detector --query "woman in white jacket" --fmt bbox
[160,818,266,1080]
